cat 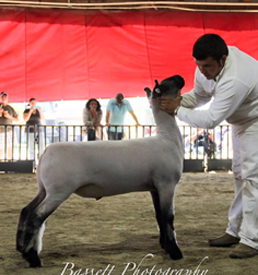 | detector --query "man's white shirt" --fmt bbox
[178,46,258,130]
